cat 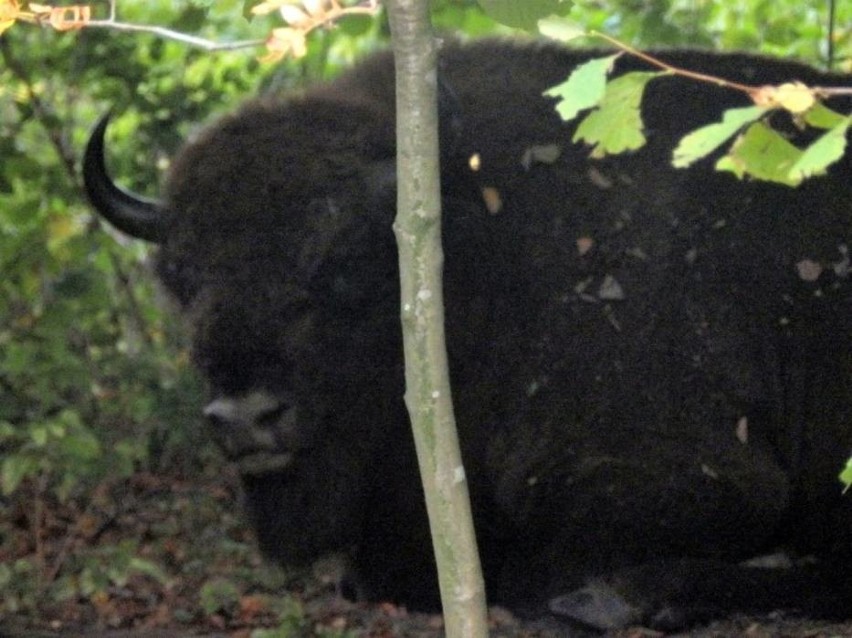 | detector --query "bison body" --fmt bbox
[85,40,852,629]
